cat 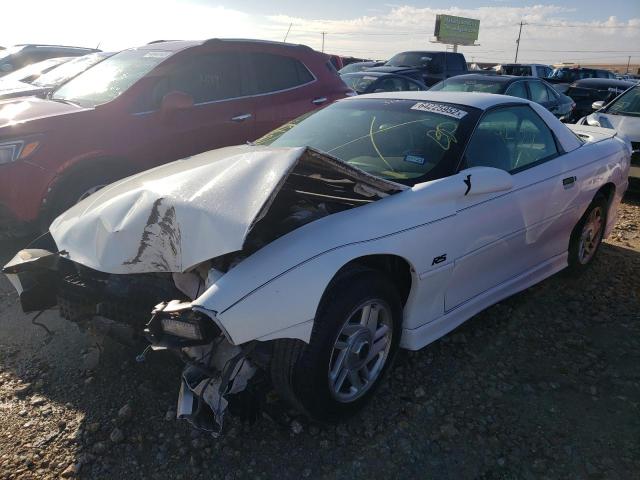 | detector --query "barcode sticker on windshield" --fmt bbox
[410,102,468,119]
[144,51,171,58]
